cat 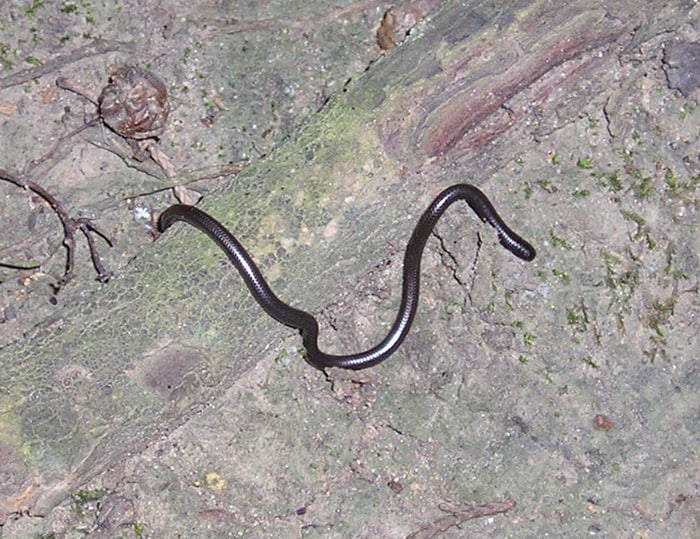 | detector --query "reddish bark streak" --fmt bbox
[419,13,627,157]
